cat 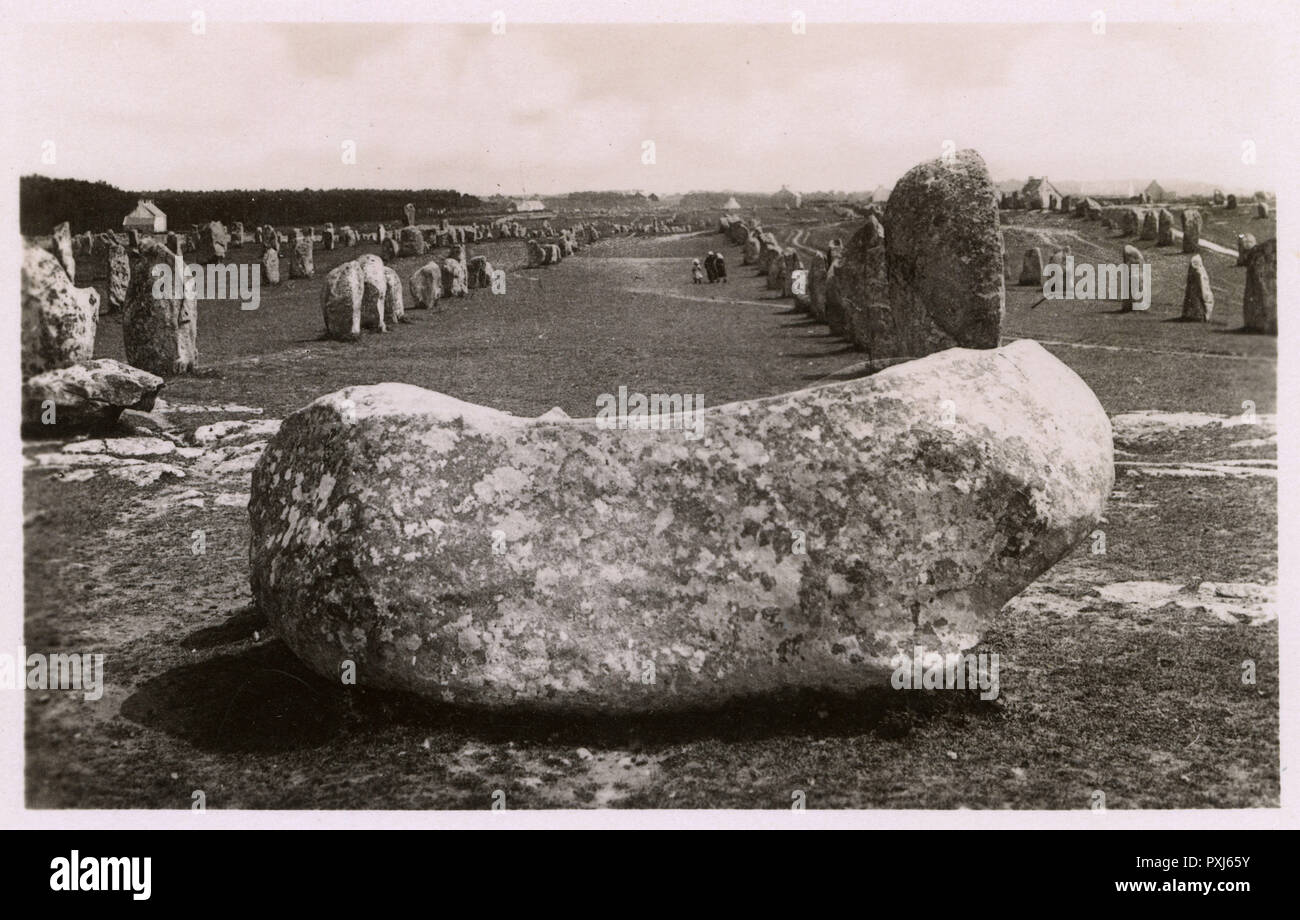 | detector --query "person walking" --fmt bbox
[691,259,704,284]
